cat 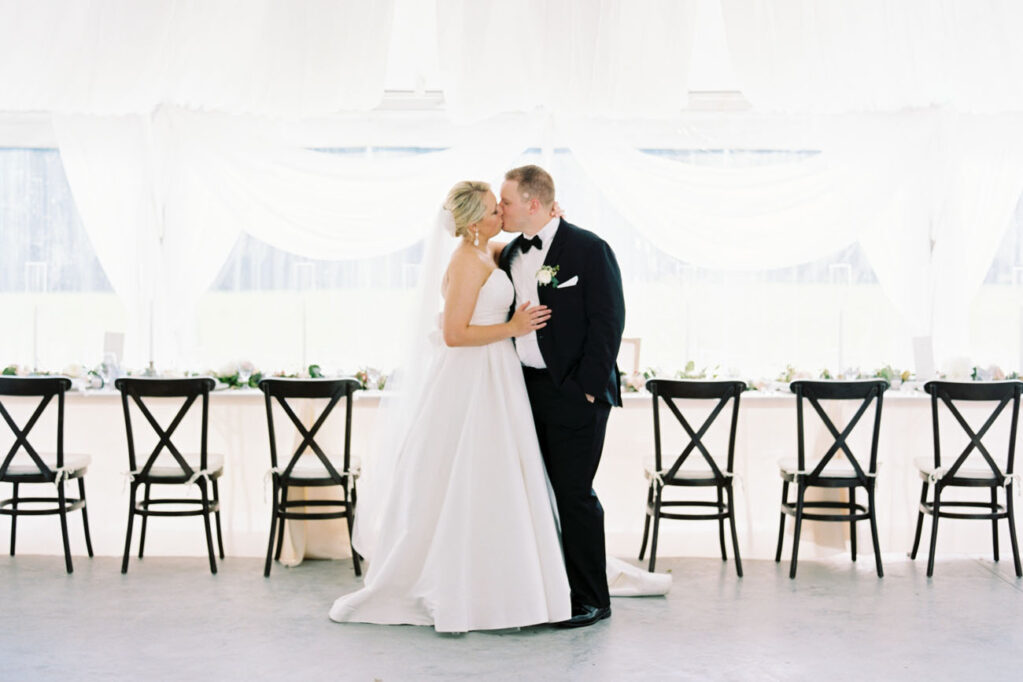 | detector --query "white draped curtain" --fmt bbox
[566,115,930,270]
[53,106,533,365]
[0,0,393,116]
[716,0,1023,364]
[721,0,1023,114]
[436,0,699,121]
[2,0,1023,370]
